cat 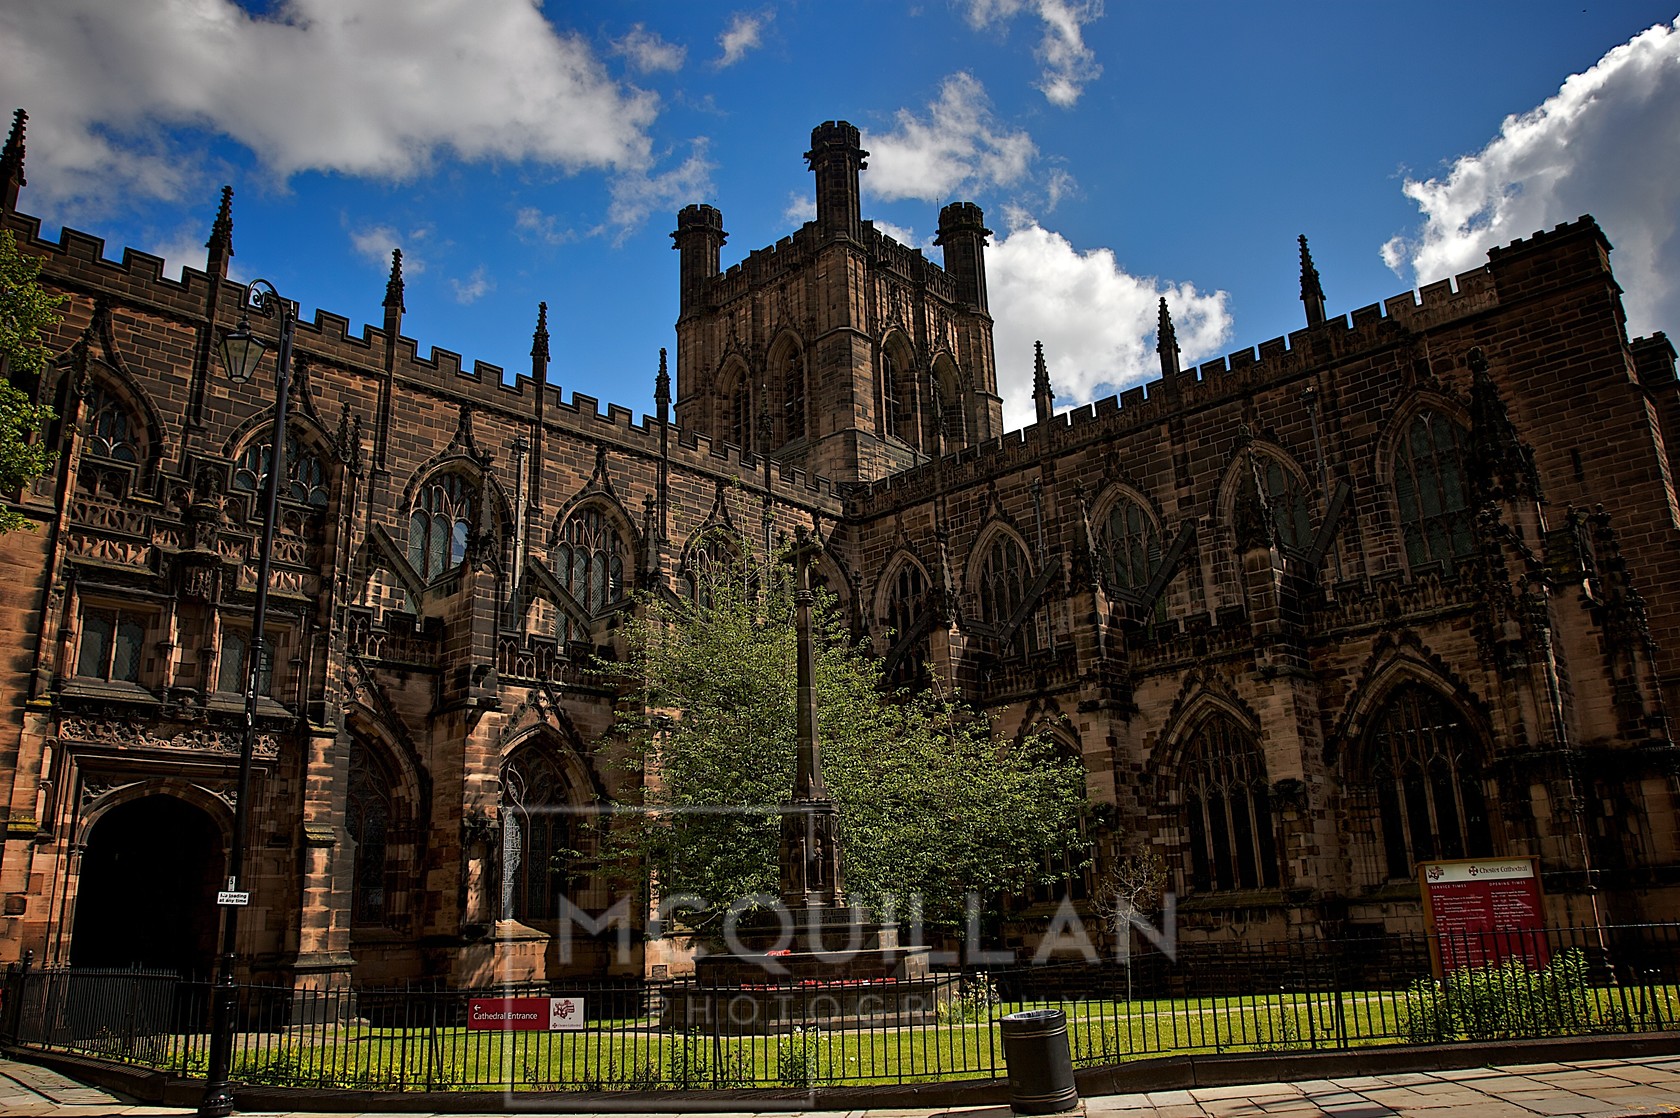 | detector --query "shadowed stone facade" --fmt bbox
[2,115,1679,987]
